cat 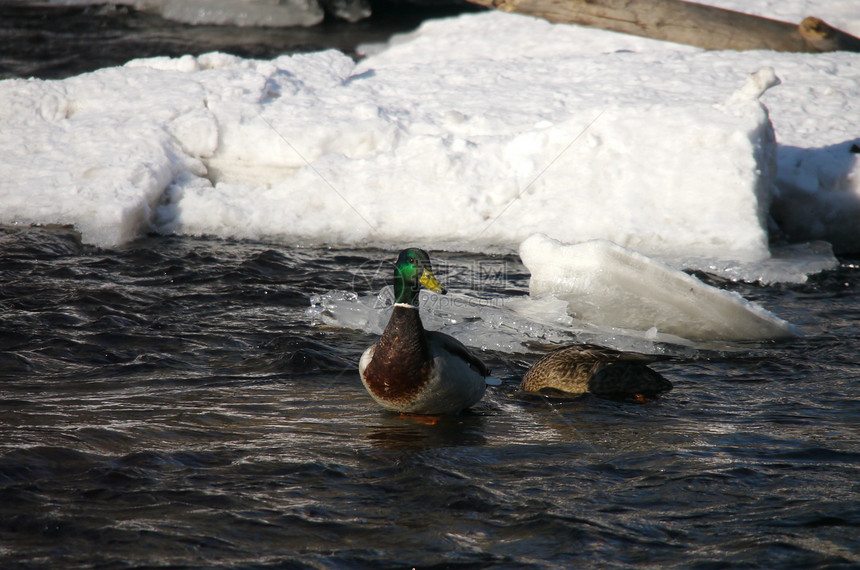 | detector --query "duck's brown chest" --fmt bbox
[363,307,433,403]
